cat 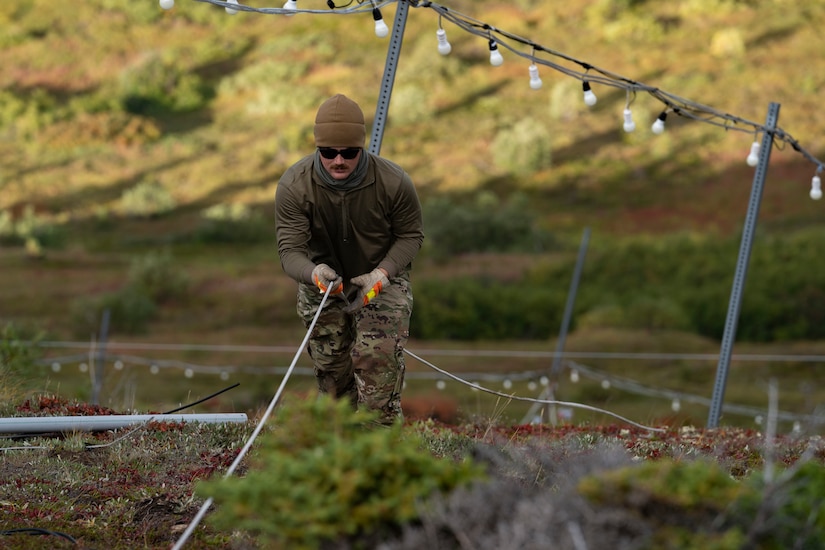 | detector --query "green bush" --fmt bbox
[118,53,210,115]
[121,180,177,218]
[0,205,65,251]
[197,396,484,548]
[491,117,552,174]
[412,230,825,342]
[195,203,271,244]
[411,276,565,340]
[126,250,189,303]
[579,457,825,549]
[422,191,549,259]
[734,461,825,548]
